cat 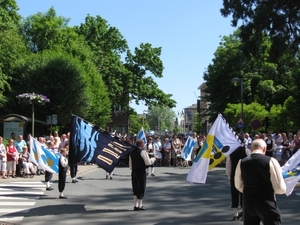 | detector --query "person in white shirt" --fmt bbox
[235,139,286,224]
[154,137,162,167]
[163,138,171,167]
[0,136,7,179]
[146,137,155,176]
[244,133,252,149]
